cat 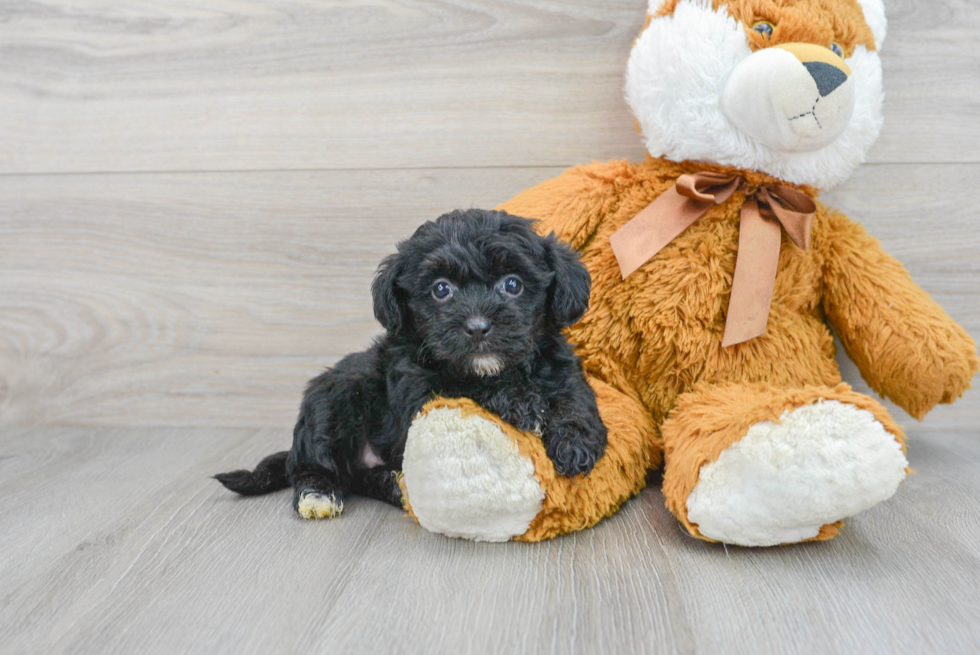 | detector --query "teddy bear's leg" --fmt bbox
[399,398,545,542]
[661,382,910,547]
[400,378,660,542]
